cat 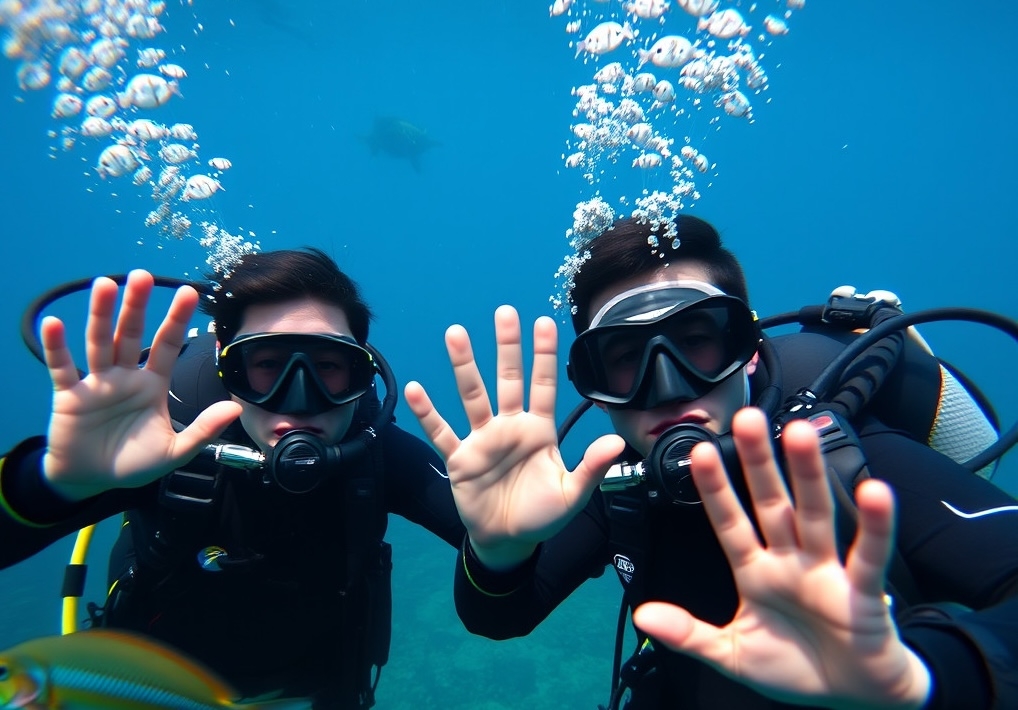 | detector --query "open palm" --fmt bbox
[632,408,931,709]
[41,270,241,501]
[406,306,623,564]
